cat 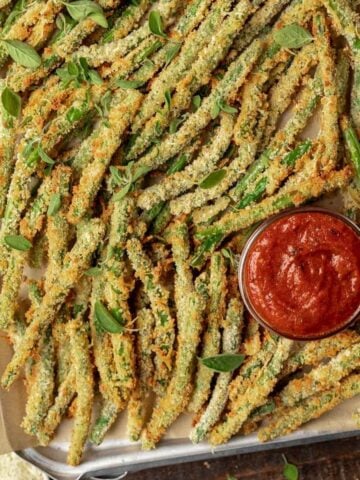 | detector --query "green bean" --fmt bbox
[341,116,360,180]
[67,89,142,224]
[130,0,233,135]
[1,219,105,389]
[127,307,155,441]
[103,198,136,402]
[74,0,183,67]
[314,13,339,173]
[101,0,152,44]
[264,43,318,141]
[0,80,17,217]
[228,332,278,405]
[40,368,76,445]
[190,297,244,443]
[280,342,360,406]
[138,114,234,210]
[209,337,293,445]
[281,330,360,378]
[0,86,95,273]
[232,73,322,204]
[20,166,71,245]
[141,221,203,449]
[242,317,261,357]
[131,38,262,175]
[258,373,360,442]
[129,0,252,157]
[127,237,175,393]
[336,50,351,116]
[195,167,352,255]
[21,326,55,437]
[169,46,288,215]
[67,316,94,466]
[321,0,360,133]
[188,252,227,414]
